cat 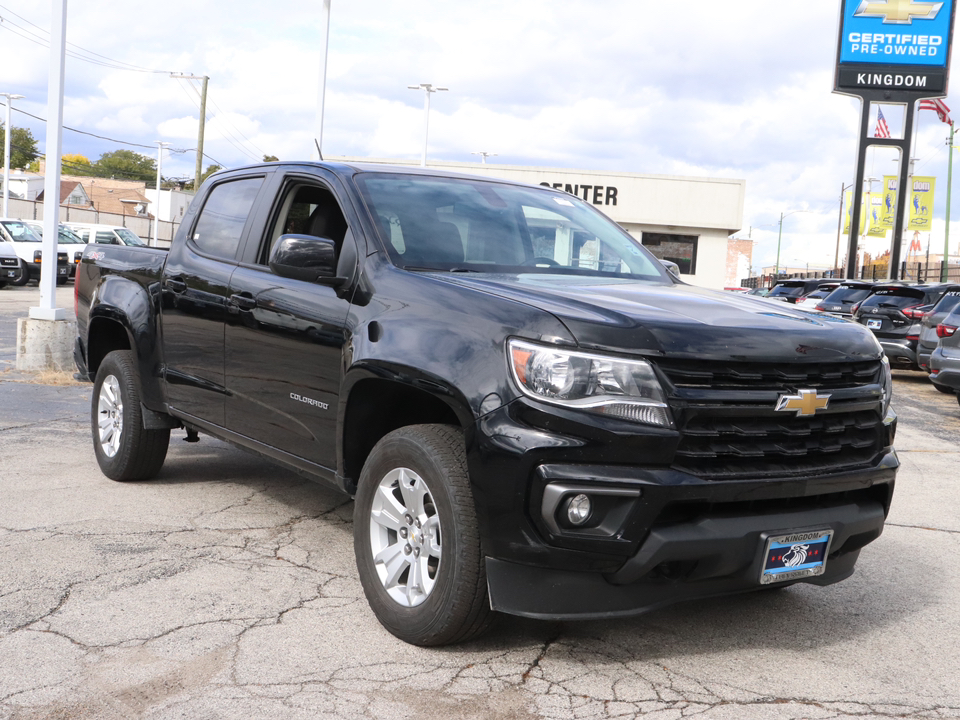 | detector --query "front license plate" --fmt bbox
[5,270,14,278]
[58,267,68,276]
[866,319,882,329]
[760,529,833,585]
